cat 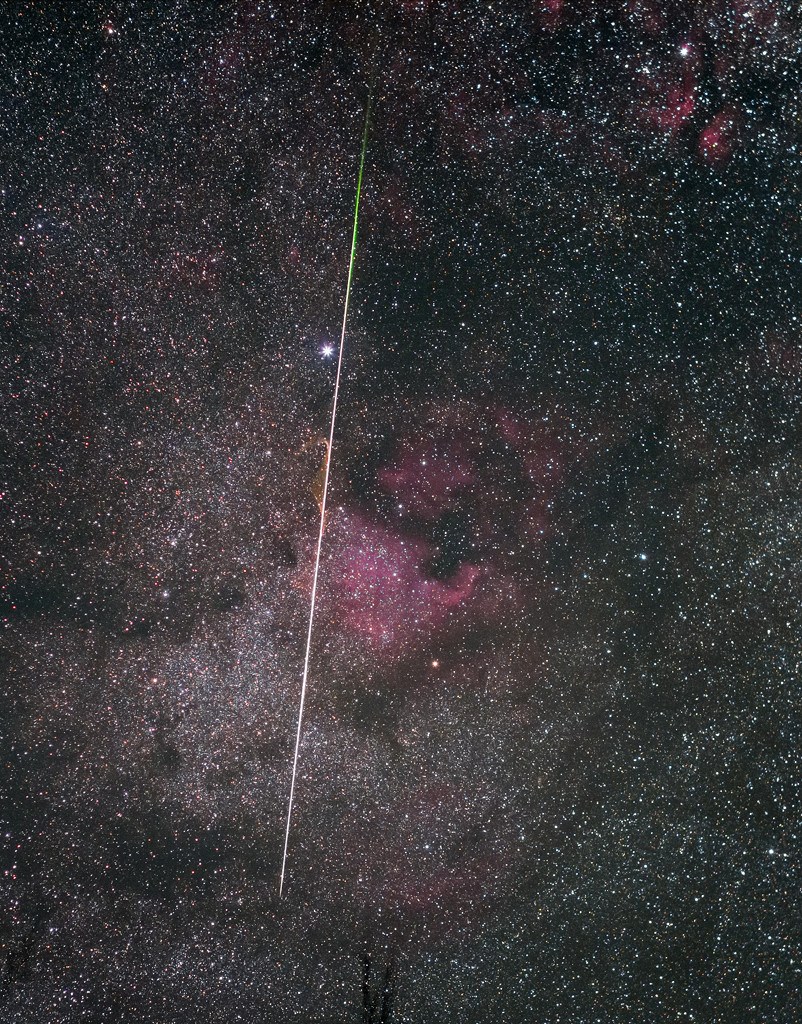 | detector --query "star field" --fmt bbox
[2,2,801,1021]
